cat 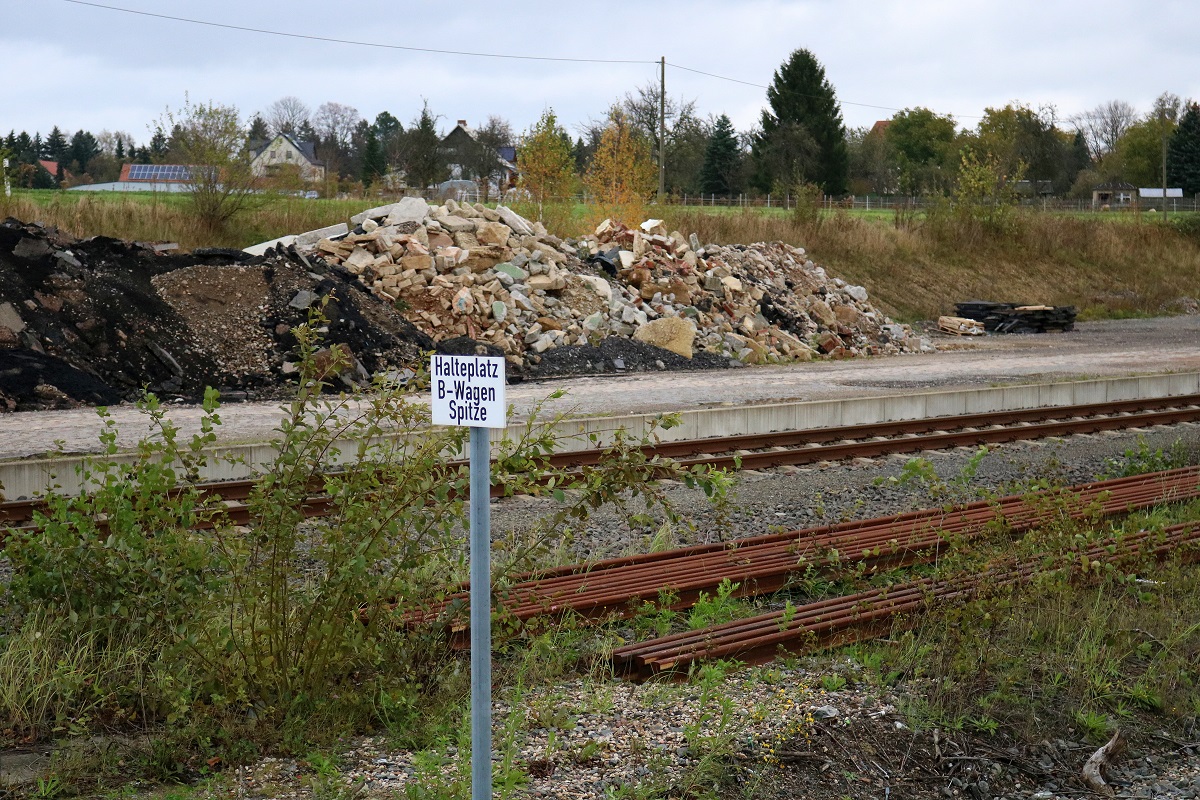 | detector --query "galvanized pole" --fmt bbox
[469,425,492,800]
[658,56,666,204]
